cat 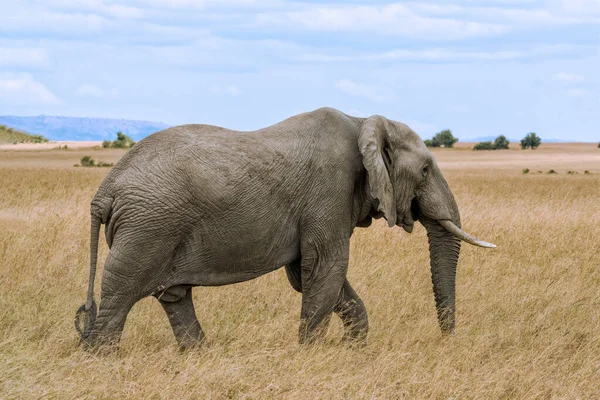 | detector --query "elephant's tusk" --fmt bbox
[438,220,497,248]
